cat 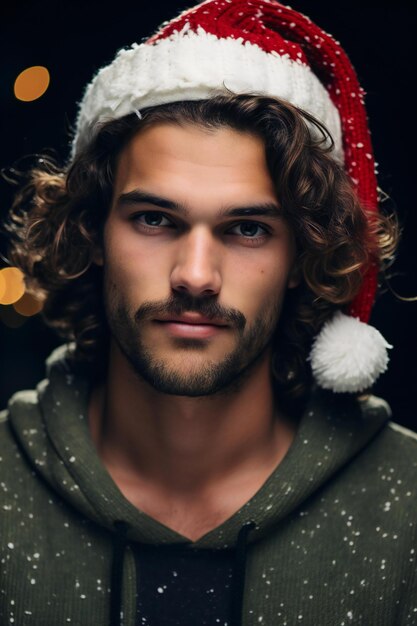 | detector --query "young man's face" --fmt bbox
[102,121,297,396]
